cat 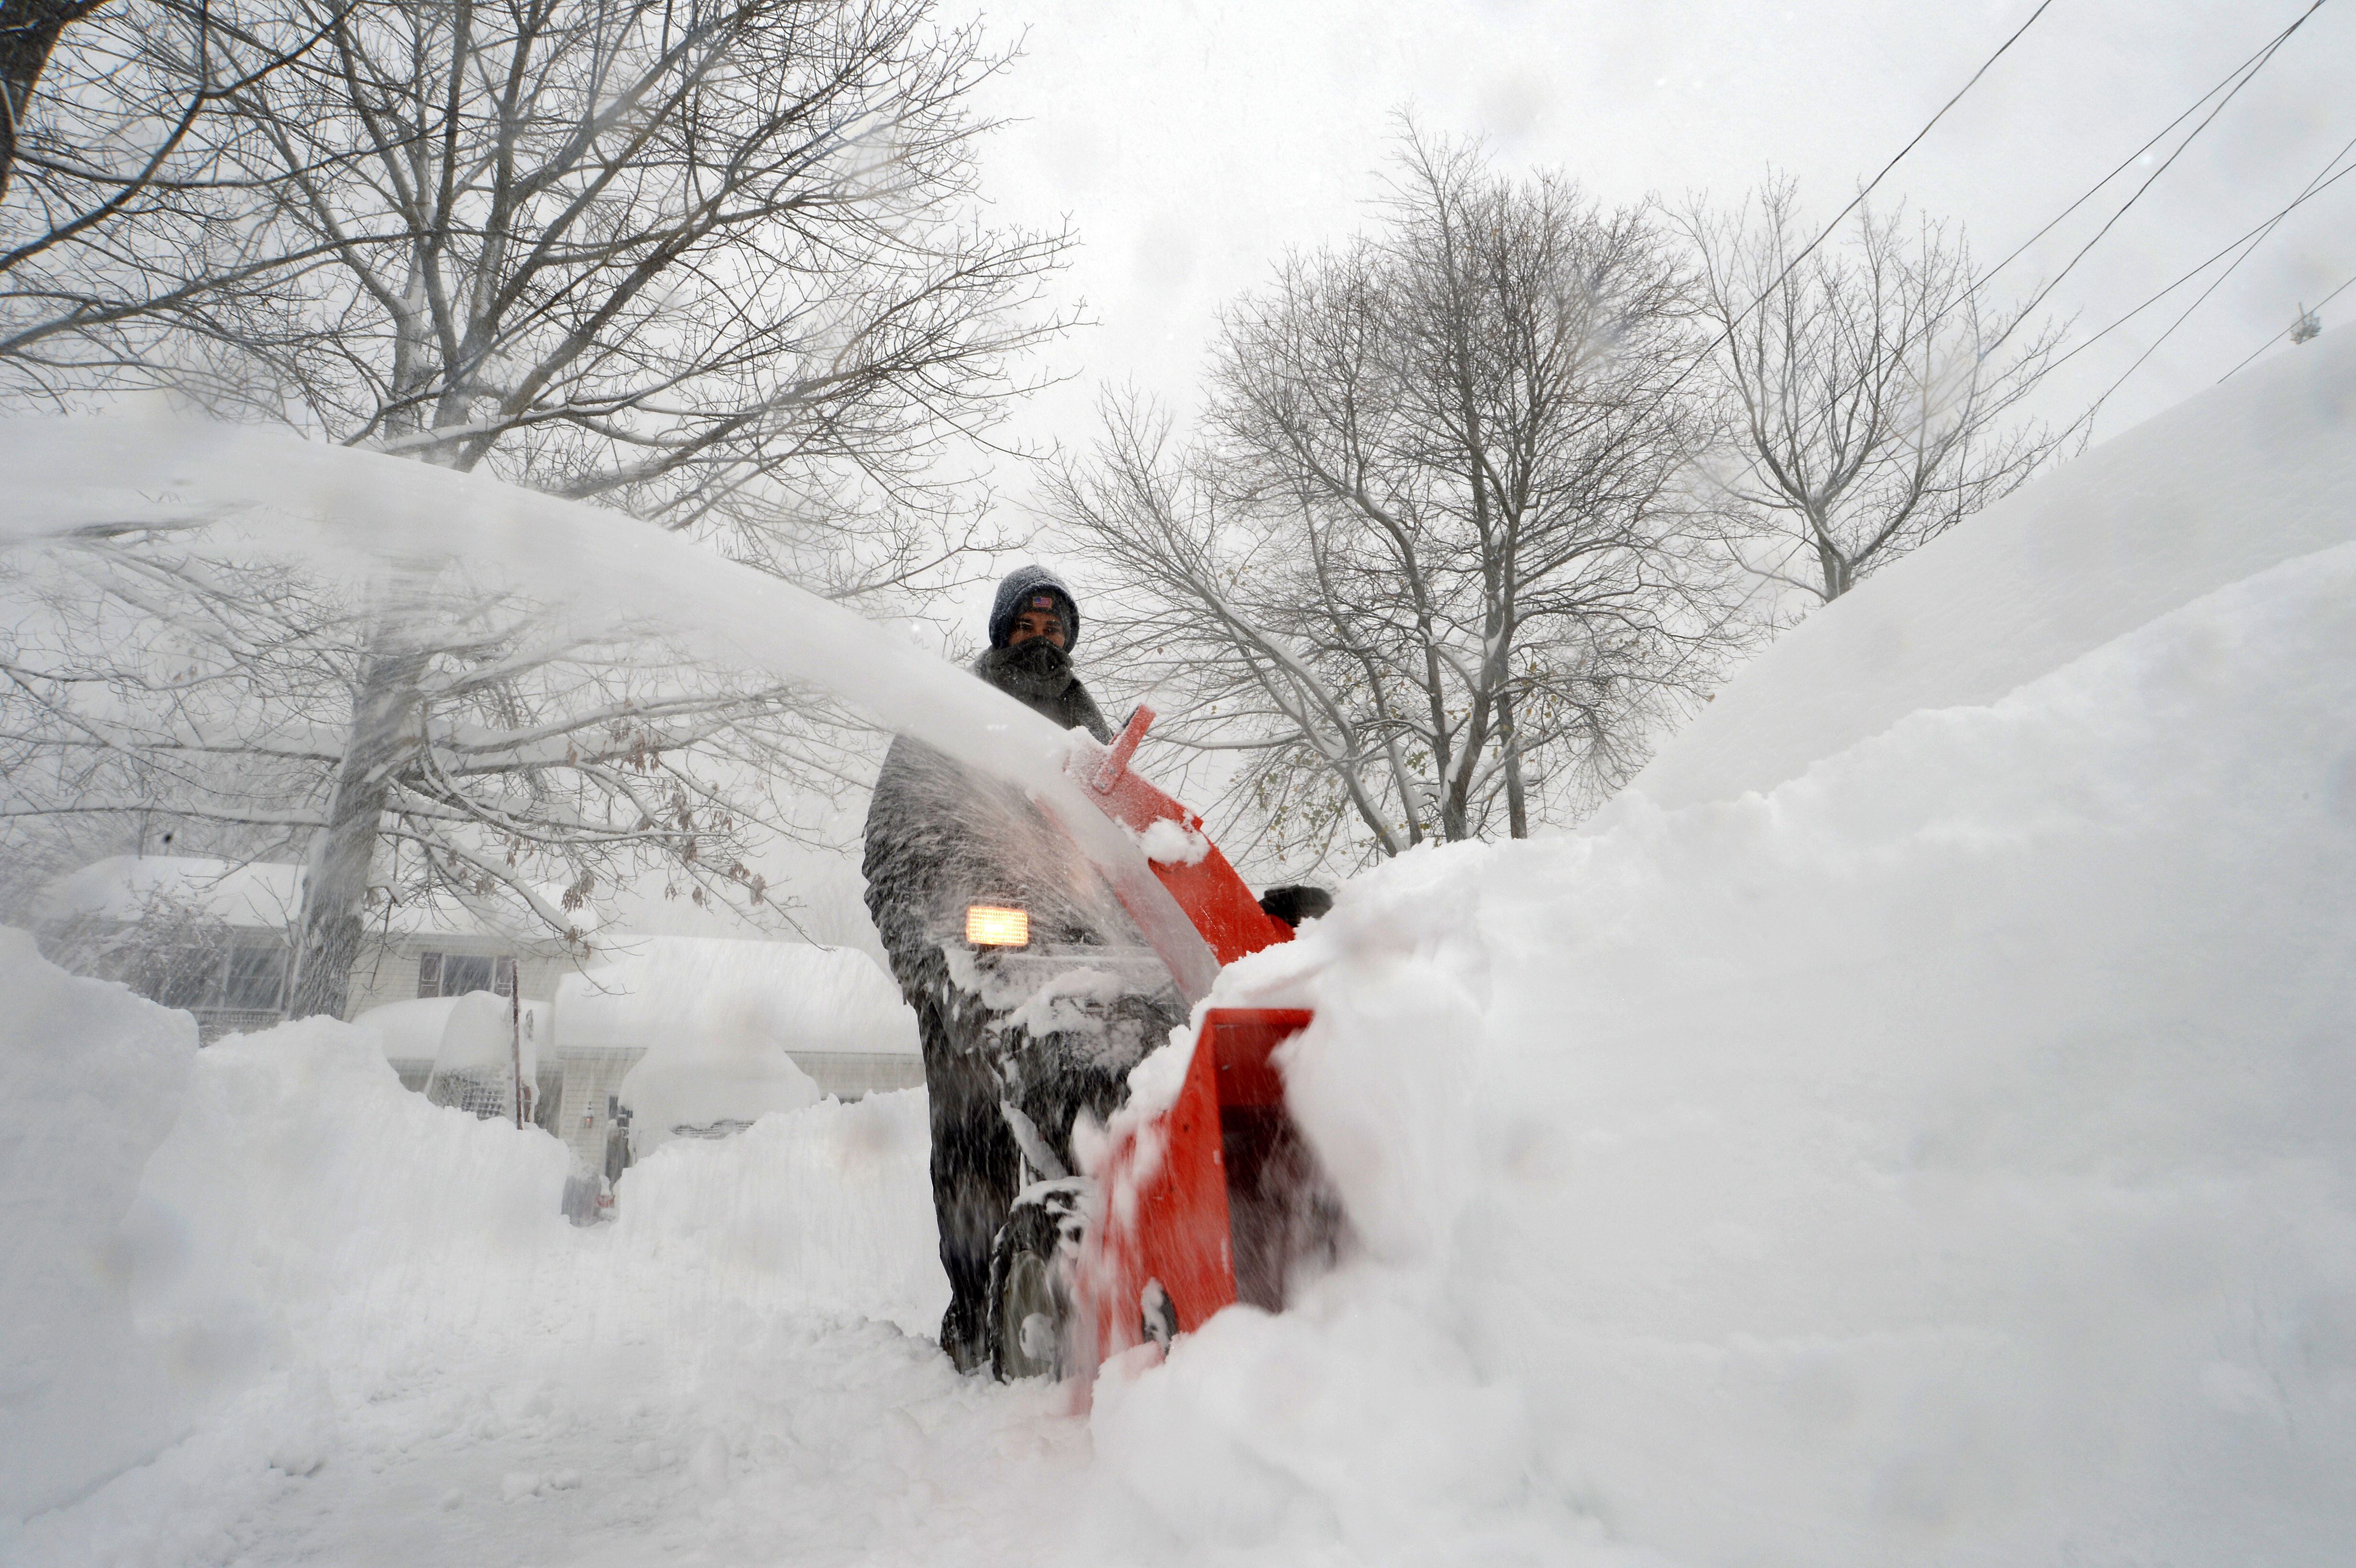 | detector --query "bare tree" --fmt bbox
[5,0,1069,1017]
[112,0,1067,542]
[1,0,106,201]
[1,0,339,381]
[1048,131,1732,870]
[1,533,856,1009]
[1680,178,2062,603]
